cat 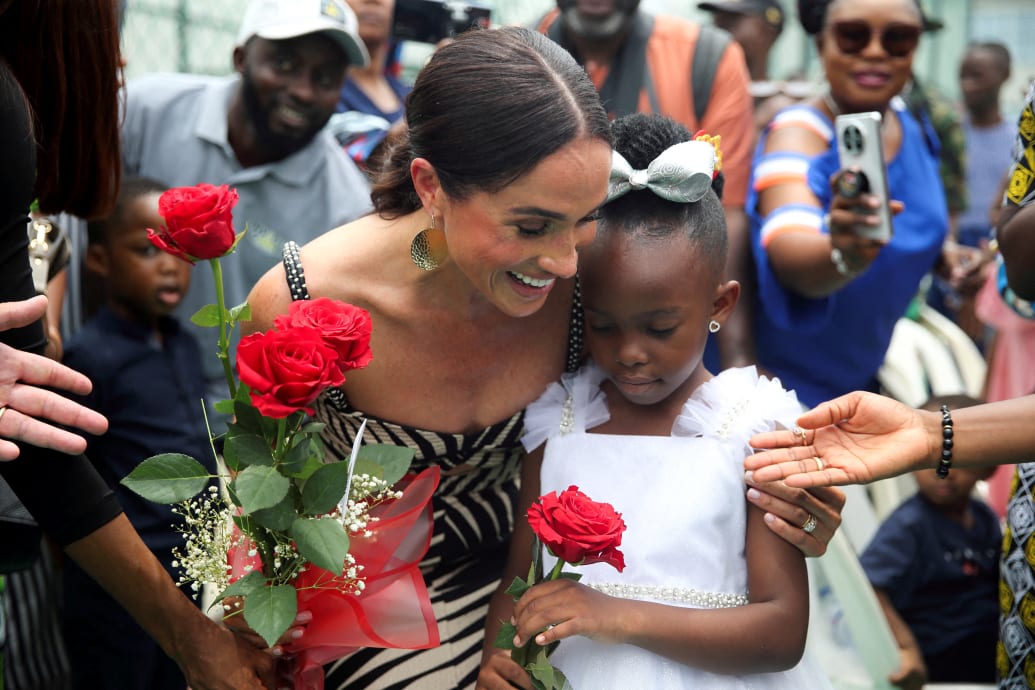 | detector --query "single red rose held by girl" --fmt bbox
[148,183,238,262]
[274,297,374,373]
[236,326,346,418]
[527,485,626,571]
